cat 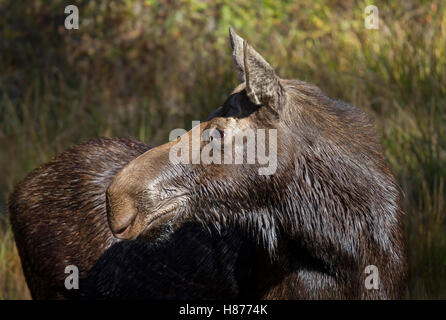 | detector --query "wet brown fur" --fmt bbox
[9,30,407,299]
